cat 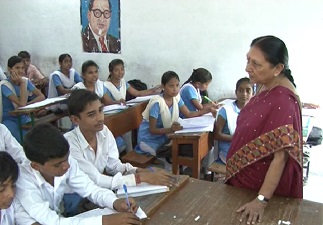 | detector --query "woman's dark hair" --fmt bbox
[58,54,72,63]
[161,71,180,85]
[0,152,19,184]
[82,60,99,74]
[251,35,296,87]
[182,68,212,86]
[7,56,23,68]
